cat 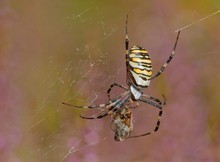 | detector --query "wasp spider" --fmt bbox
[62,15,181,141]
